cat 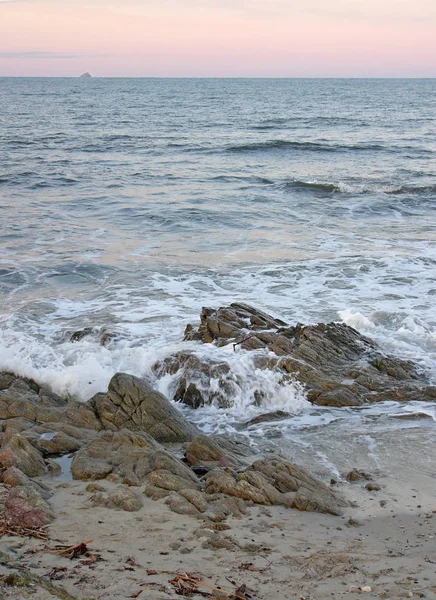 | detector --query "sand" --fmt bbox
[1,454,435,600]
